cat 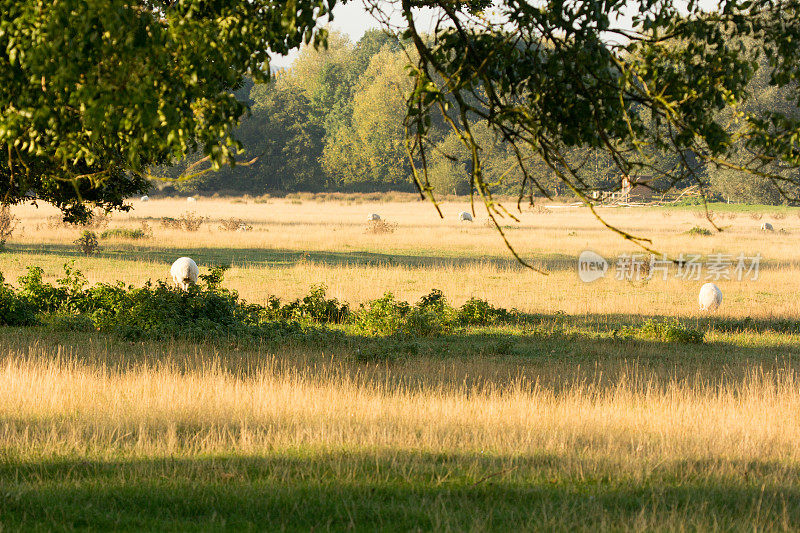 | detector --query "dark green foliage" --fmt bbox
[458,297,513,326]
[41,312,95,332]
[6,264,347,342]
[260,284,349,324]
[0,273,36,326]
[1,0,333,221]
[2,263,708,346]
